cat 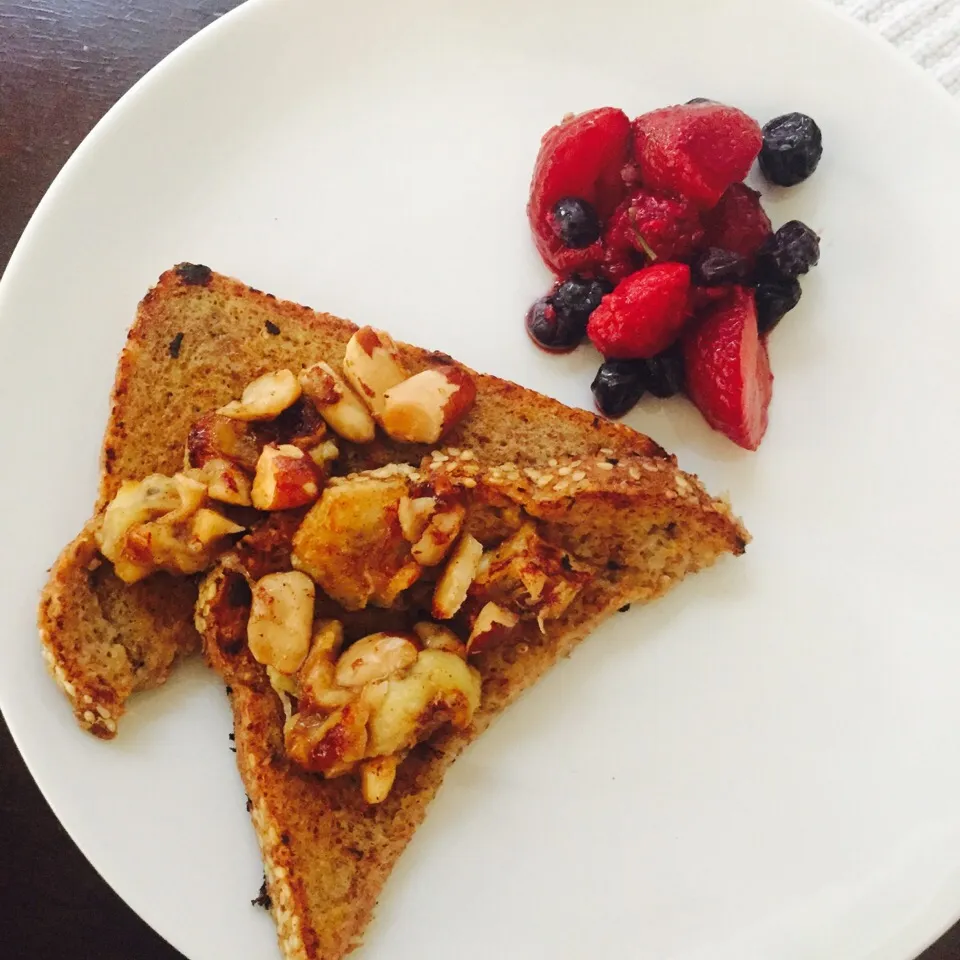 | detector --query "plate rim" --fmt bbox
[2,1,960,958]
